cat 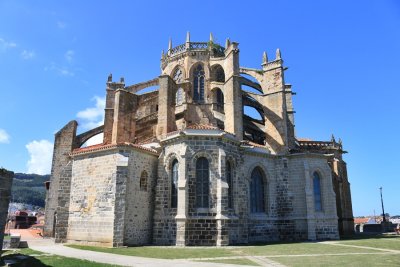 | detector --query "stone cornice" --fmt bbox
[71,142,159,157]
